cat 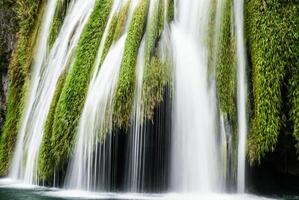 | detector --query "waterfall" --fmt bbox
[65,0,140,191]
[8,0,58,183]
[9,0,95,184]
[3,0,250,194]
[65,35,126,191]
[235,0,248,193]
[170,0,221,193]
[125,39,145,192]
